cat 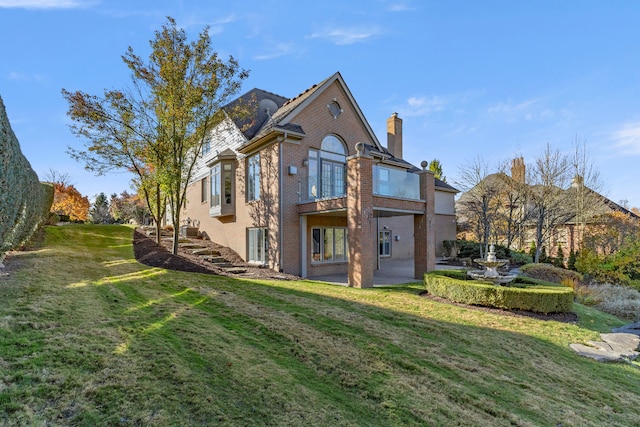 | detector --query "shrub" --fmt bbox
[424,271,574,314]
[577,283,640,321]
[520,263,583,285]
[510,251,532,266]
[553,243,565,268]
[454,241,511,260]
[568,249,577,271]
